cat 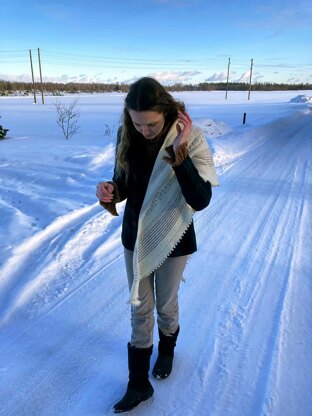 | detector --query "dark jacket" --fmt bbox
[101,125,212,256]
